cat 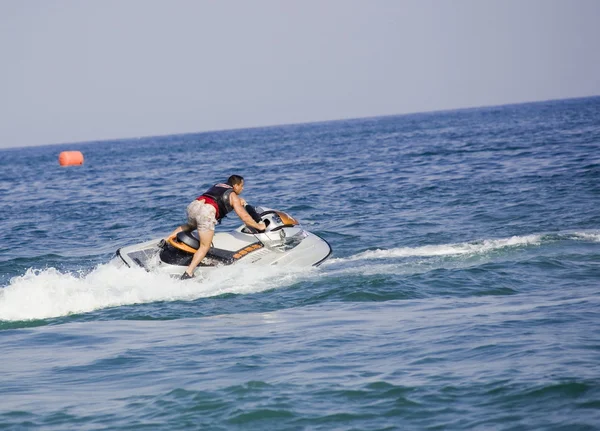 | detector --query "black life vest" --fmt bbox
[201,183,234,220]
